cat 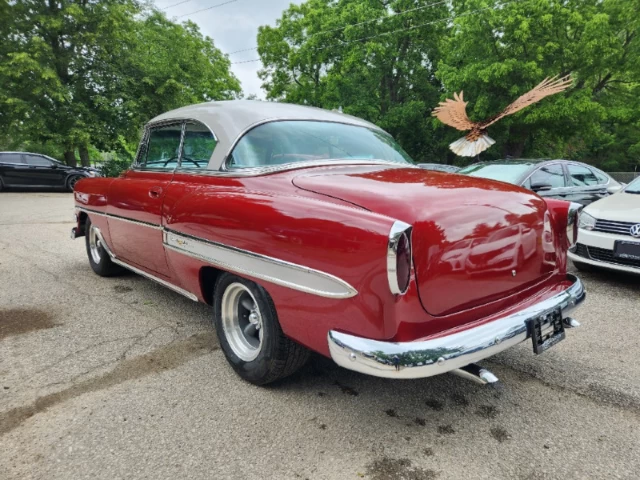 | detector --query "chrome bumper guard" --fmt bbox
[328,274,585,379]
